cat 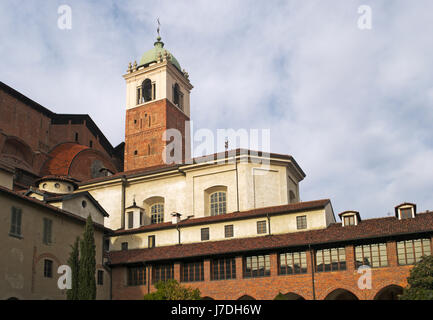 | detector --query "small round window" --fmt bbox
[82,200,87,208]
[42,183,47,189]
[54,183,60,189]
